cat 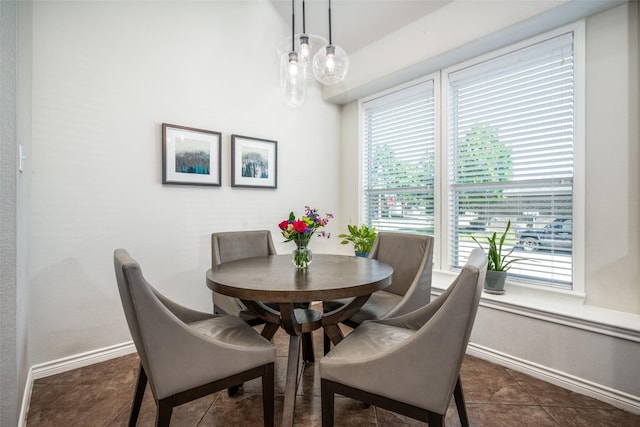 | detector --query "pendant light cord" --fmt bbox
[291,0,295,52]
[328,0,332,45]
[302,0,306,33]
